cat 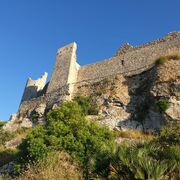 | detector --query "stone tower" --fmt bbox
[47,42,80,94]
[21,72,48,102]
